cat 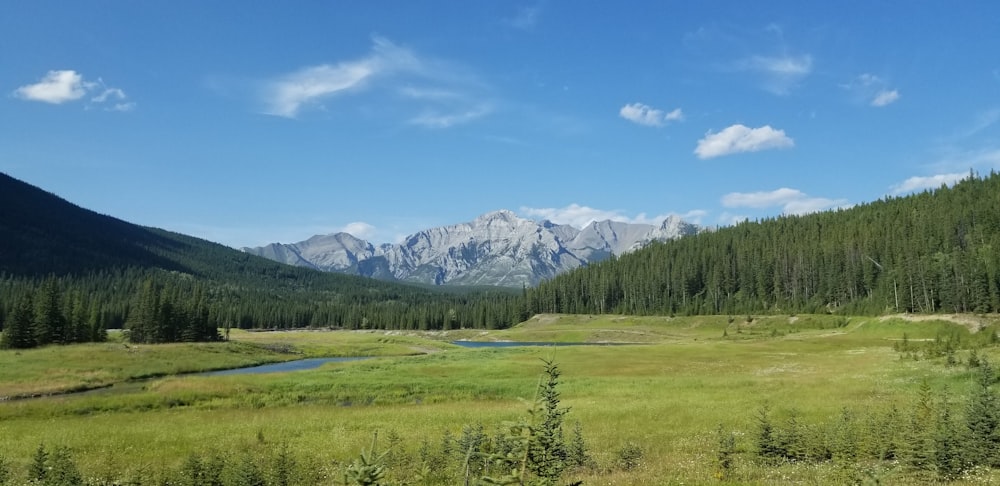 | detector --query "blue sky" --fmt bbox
[3,2,999,248]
